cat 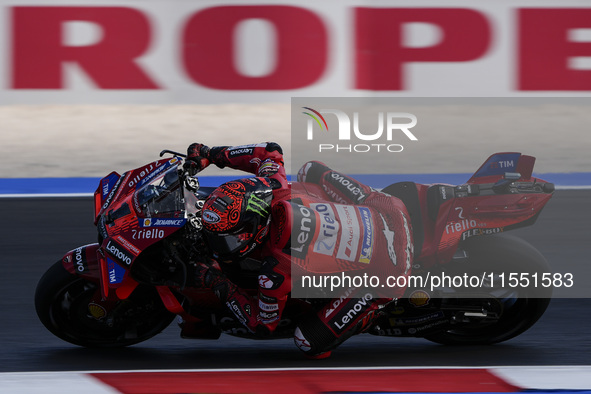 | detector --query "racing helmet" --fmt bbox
[201,178,273,260]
